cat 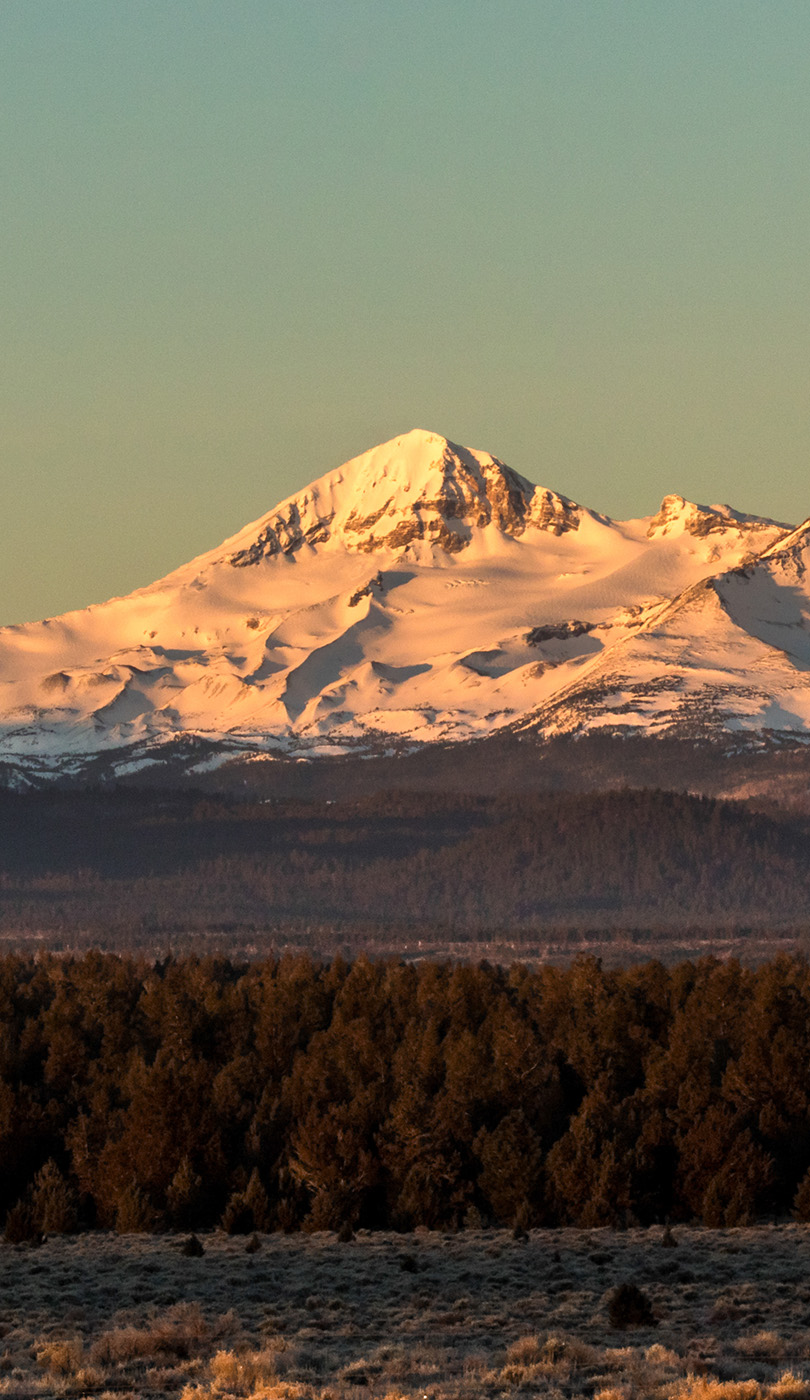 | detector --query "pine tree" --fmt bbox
[167,1156,205,1230]
[30,1159,78,1234]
